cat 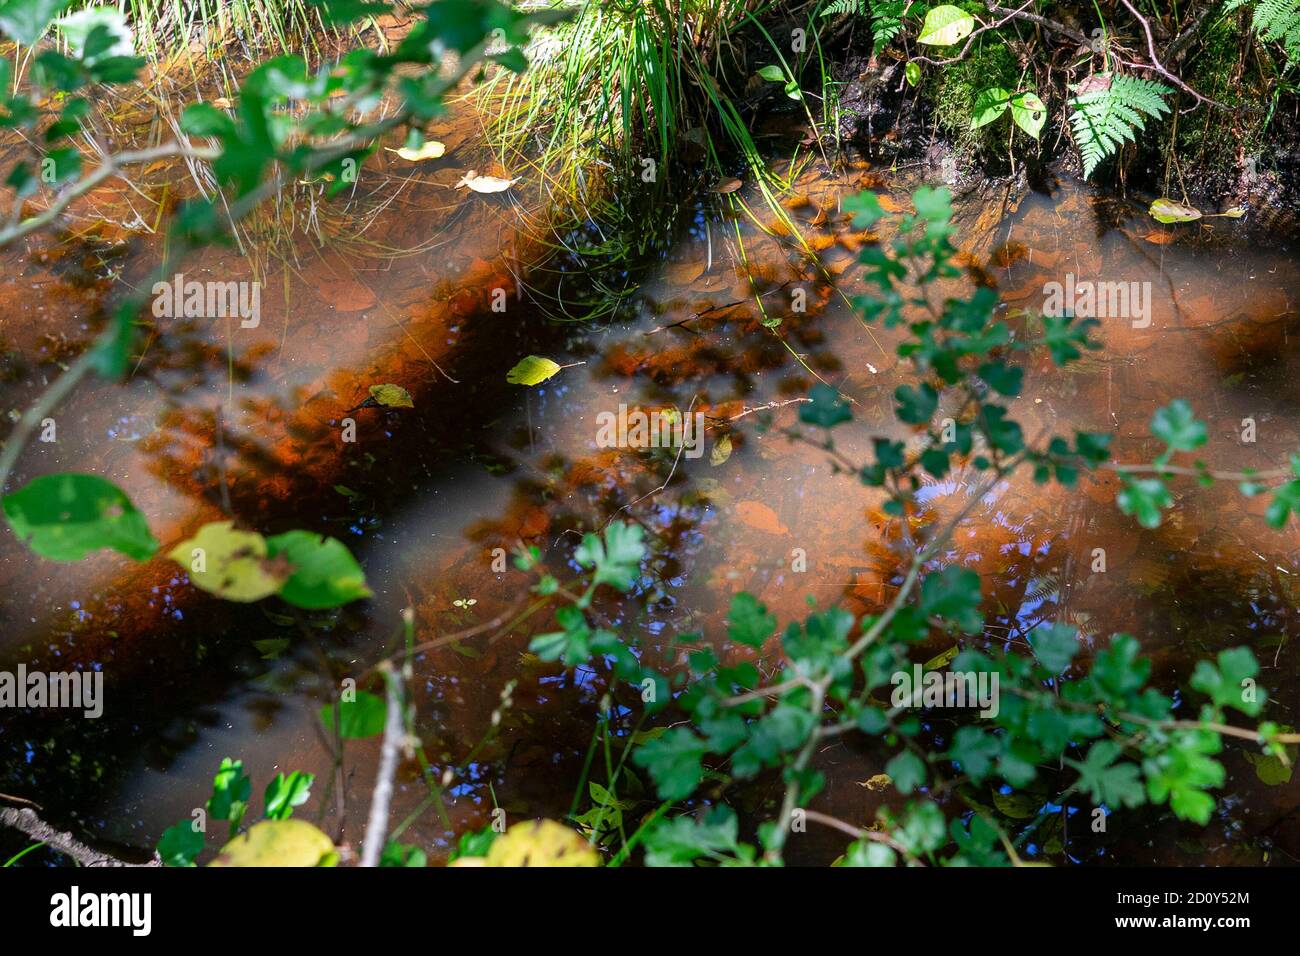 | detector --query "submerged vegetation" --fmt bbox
[0,0,1299,876]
